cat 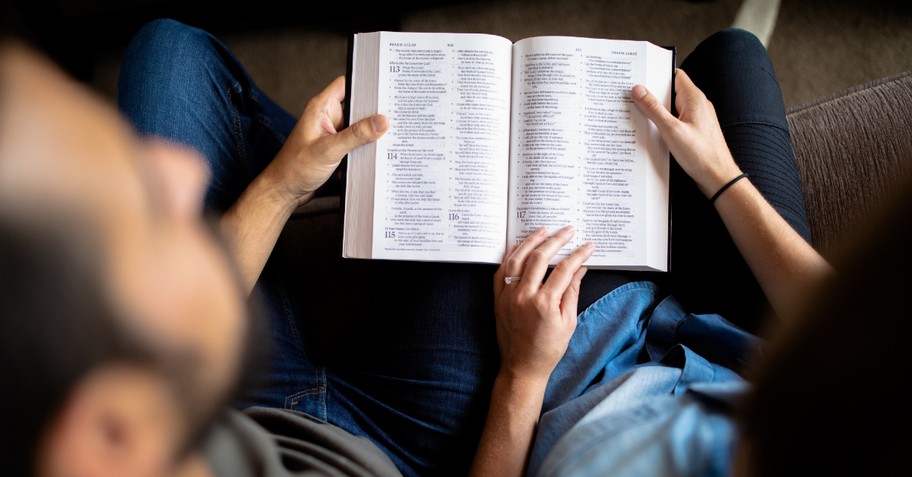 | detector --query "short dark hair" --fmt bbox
[738,178,912,475]
[0,211,166,476]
